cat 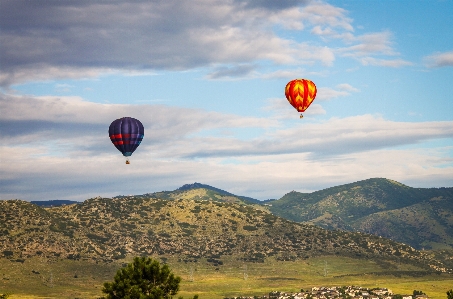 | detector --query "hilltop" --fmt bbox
[126,182,261,205]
